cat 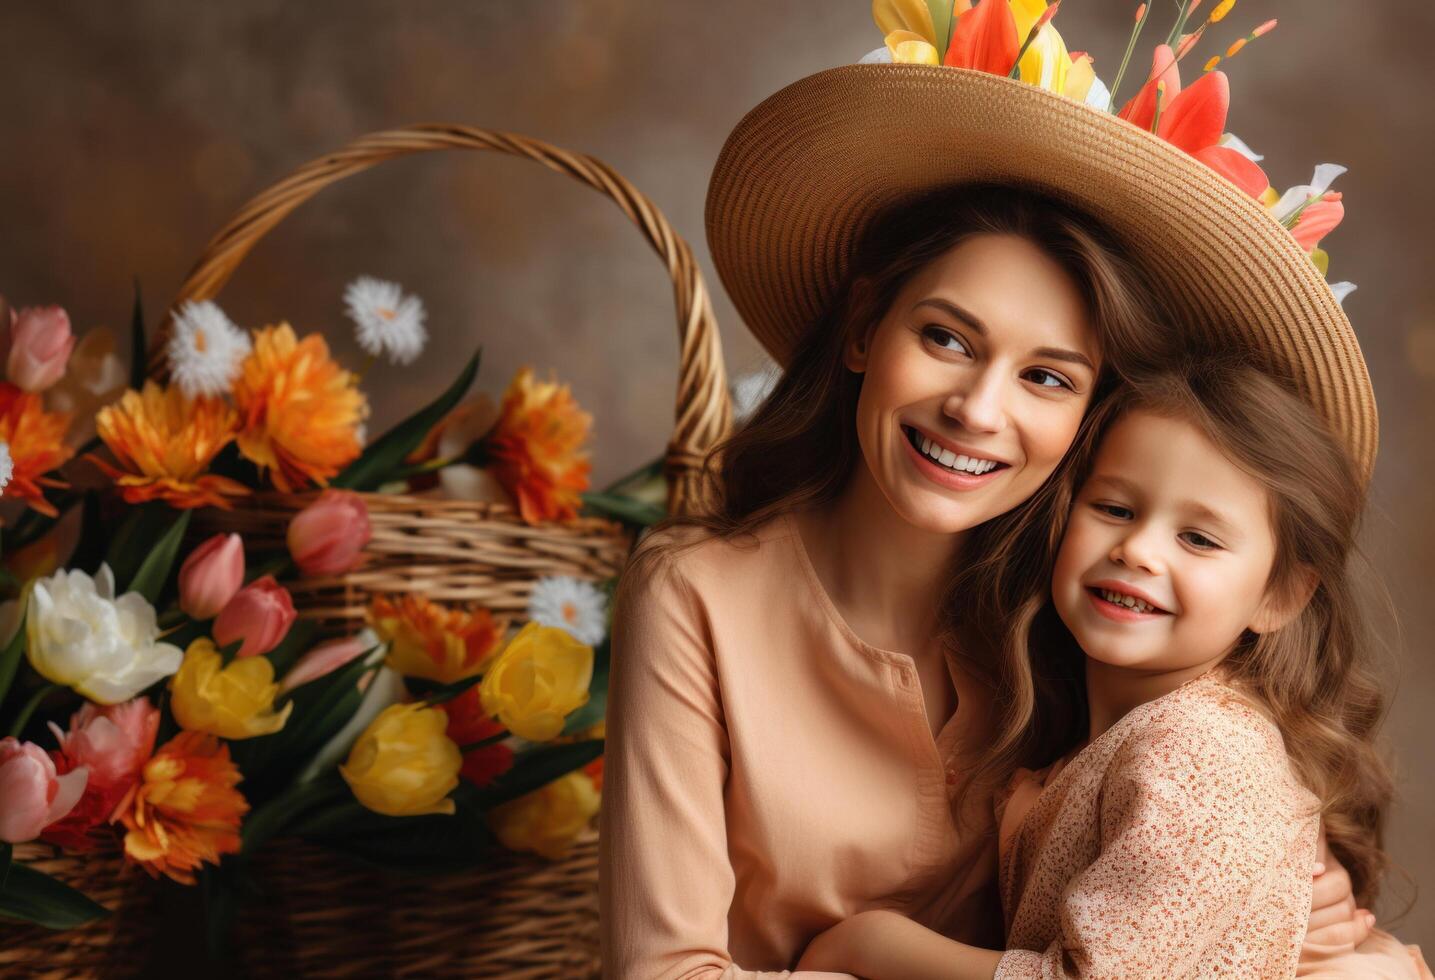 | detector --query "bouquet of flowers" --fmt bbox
[0,278,649,943]
[864,0,1354,302]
